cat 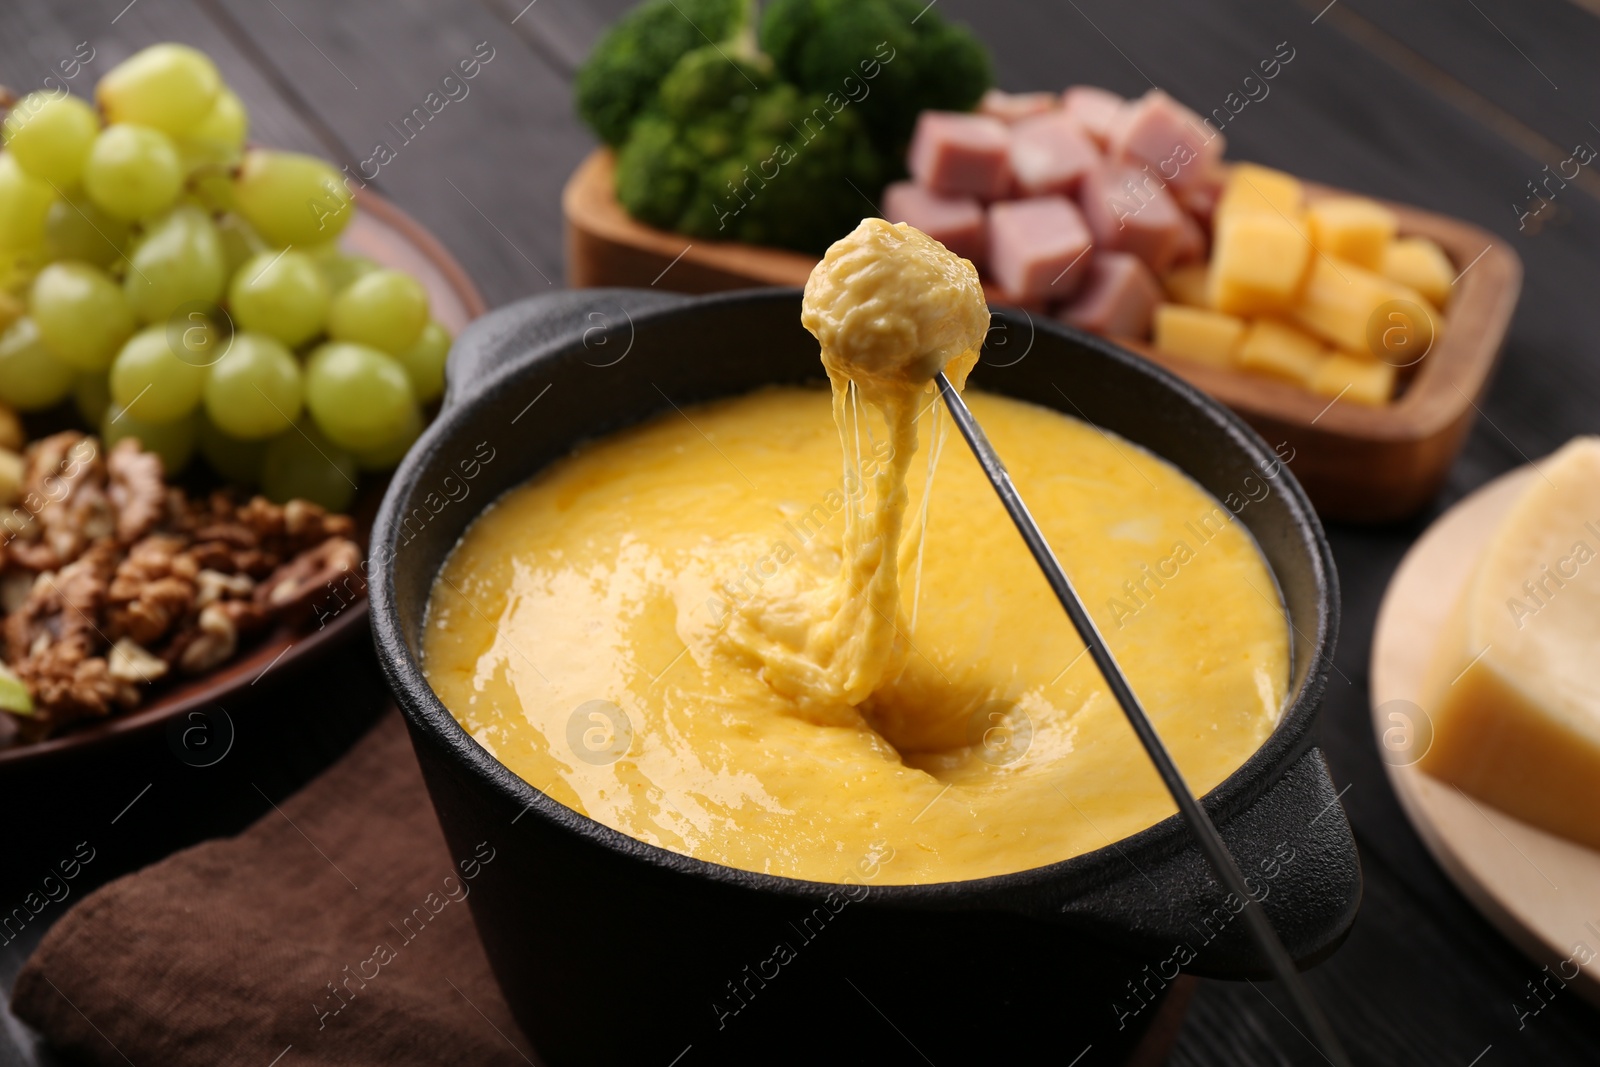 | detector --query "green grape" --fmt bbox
[394,319,451,403]
[2,93,99,186]
[228,249,330,347]
[0,290,23,332]
[101,403,196,474]
[216,214,262,275]
[0,153,56,250]
[109,324,208,422]
[261,420,357,512]
[0,316,74,410]
[198,416,272,485]
[203,331,302,438]
[31,262,137,371]
[351,404,422,471]
[178,87,248,166]
[0,251,43,296]
[327,269,428,355]
[307,243,377,294]
[95,43,221,136]
[73,372,112,426]
[43,194,131,268]
[187,168,237,214]
[232,149,355,247]
[122,204,226,323]
[83,124,183,221]
[304,341,415,450]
